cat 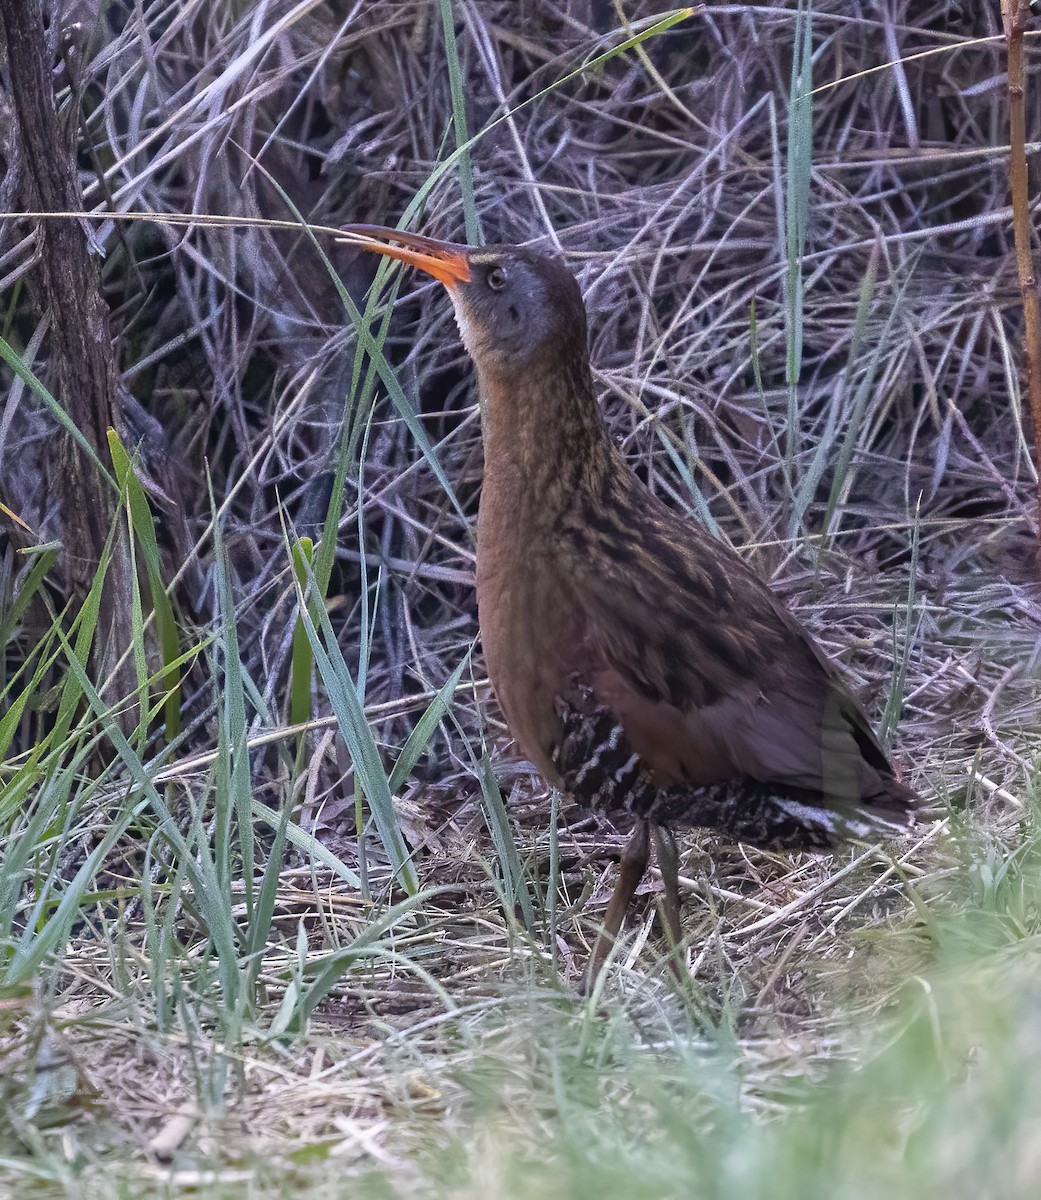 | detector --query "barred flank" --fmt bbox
[552,695,910,851]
